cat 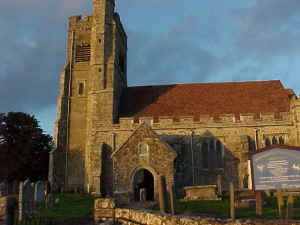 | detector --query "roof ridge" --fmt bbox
[127,80,282,89]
